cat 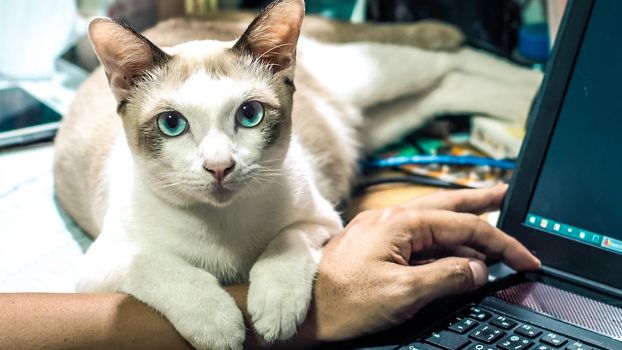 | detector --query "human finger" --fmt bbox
[409,246,486,264]
[397,209,540,271]
[448,246,487,261]
[402,184,508,215]
[408,257,488,304]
